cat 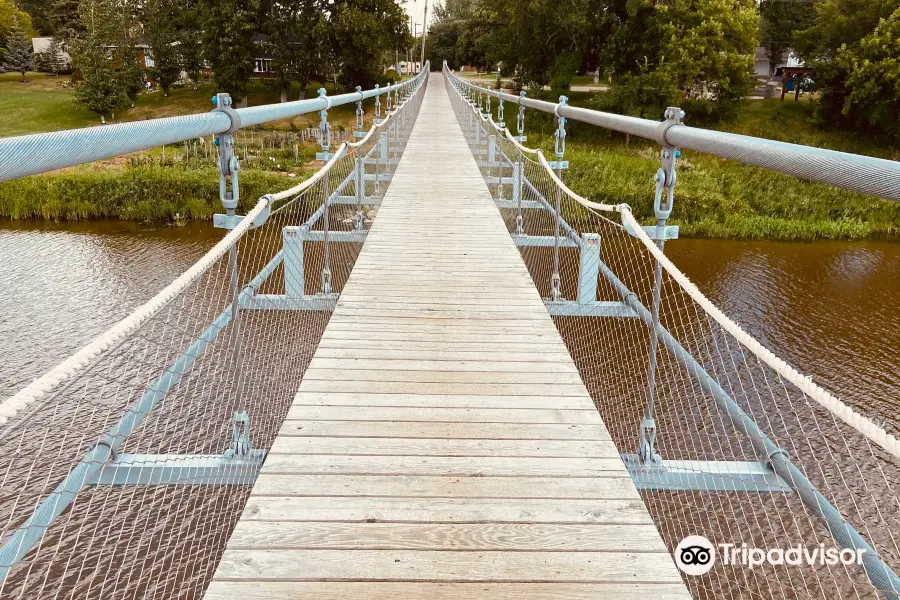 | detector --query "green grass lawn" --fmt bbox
[0,72,389,138]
